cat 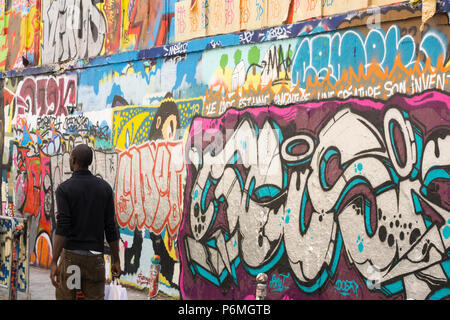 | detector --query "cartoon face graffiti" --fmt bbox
[158,114,178,140]
[149,93,180,141]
